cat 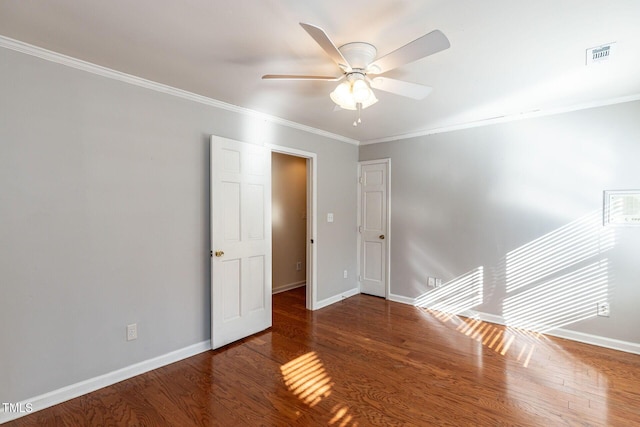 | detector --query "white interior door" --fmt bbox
[211,135,271,349]
[359,160,389,298]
